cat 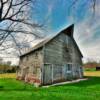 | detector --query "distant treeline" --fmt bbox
[83,61,100,71]
[83,61,100,67]
[0,64,17,73]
